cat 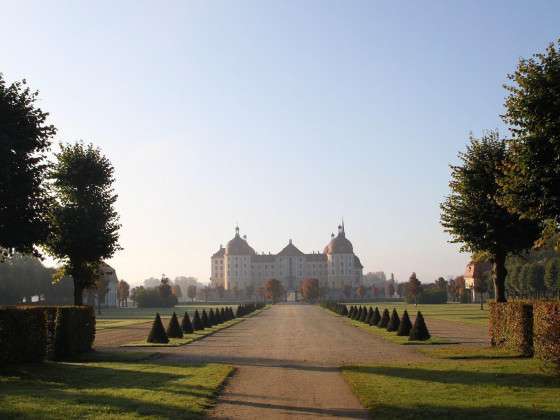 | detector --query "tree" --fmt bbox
[397,310,413,336]
[387,283,395,298]
[94,270,110,315]
[181,312,194,334]
[473,272,489,310]
[409,312,431,341]
[147,313,169,344]
[407,273,422,306]
[386,309,400,332]
[526,263,545,294]
[187,285,197,302]
[117,280,130,307]
[264,278,284,303]
[356,285,366,299]
[158,275,174,299]
[172,284,182,300]
[435,277,447,290]
[440,132,540,302]
[544,258,560,293]
[166,312,183,338]
[45,142,121,305]
[300,278,319,302]
[500,40,560,245]
[0,74,56,258]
